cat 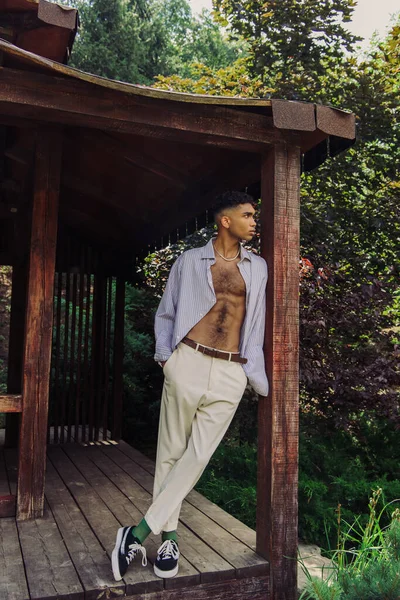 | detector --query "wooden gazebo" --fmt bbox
[0,2,355,599]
